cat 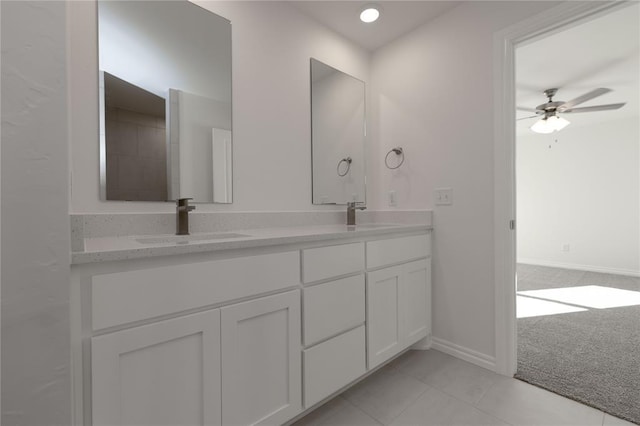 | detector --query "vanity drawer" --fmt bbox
[303,326,366,408]
[302,242,364,283]
[303,275,365,346]
[366,234,430,269]
[92,251,300,330]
